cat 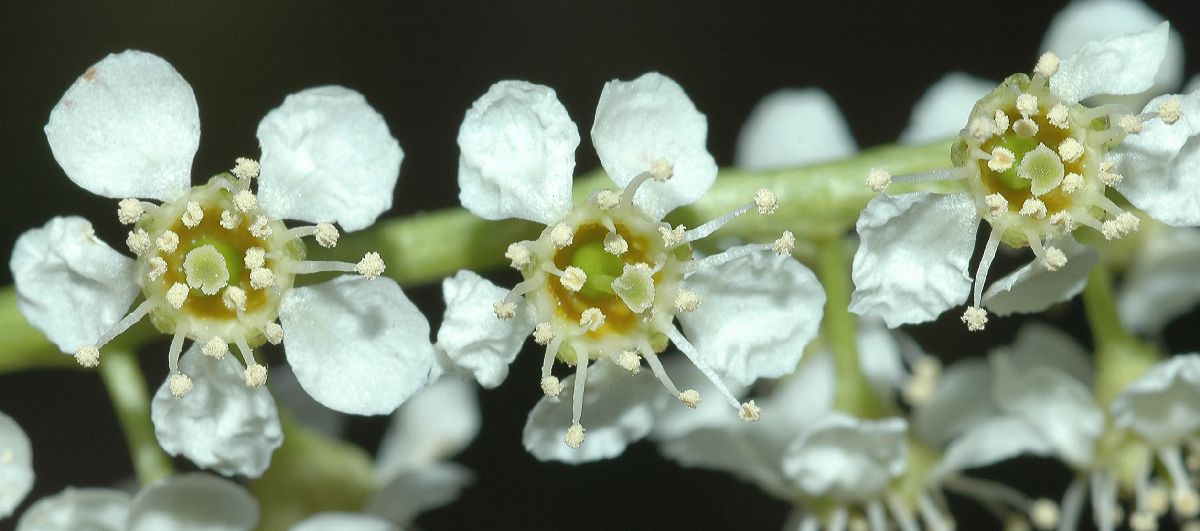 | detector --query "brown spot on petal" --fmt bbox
[83,67,99,81]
